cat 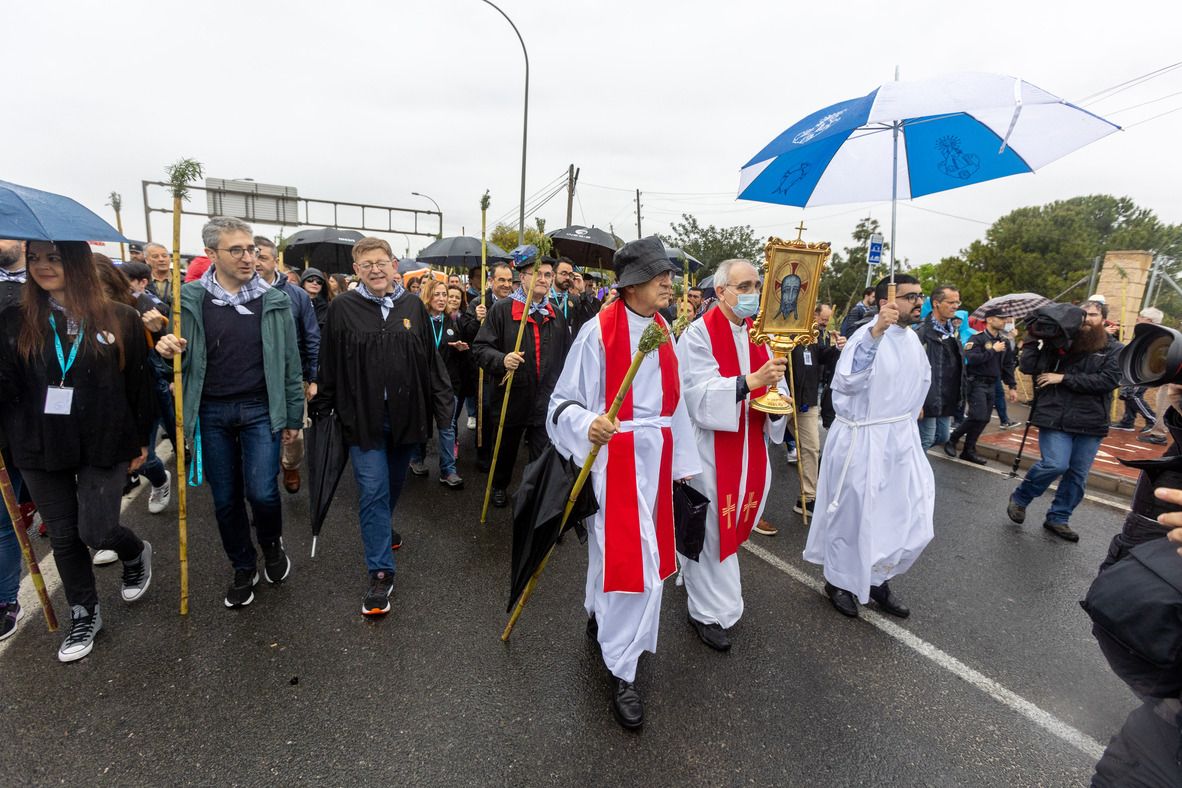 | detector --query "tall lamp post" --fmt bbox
[479,0,528,246]
[411,191,443,239]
